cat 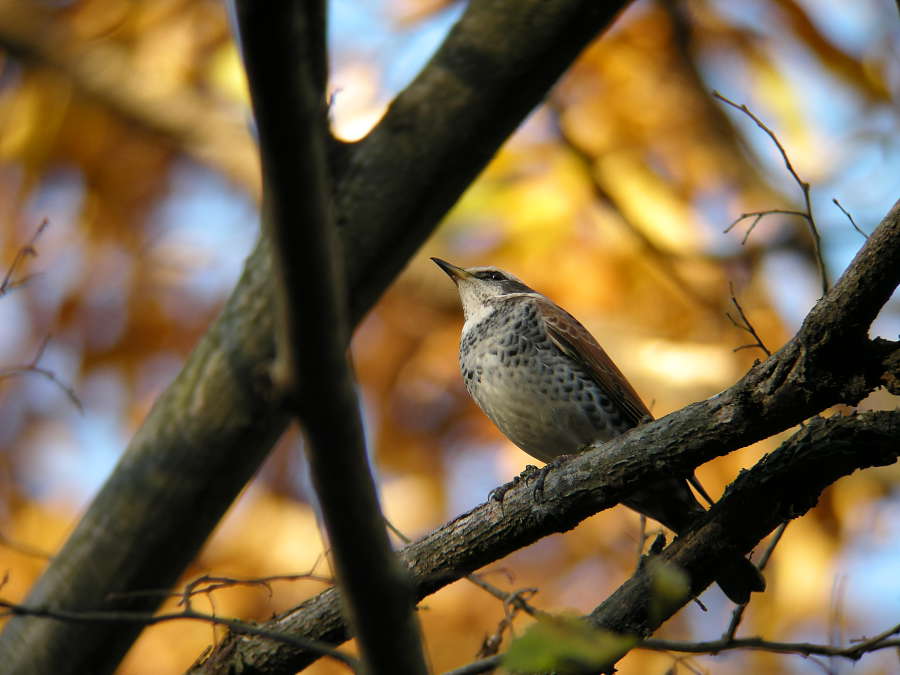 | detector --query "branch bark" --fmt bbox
[193,201,900,674]
[236,0,426,672]
[0,1,632,673]
[438,411,900,675]
[587,410,900,670]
